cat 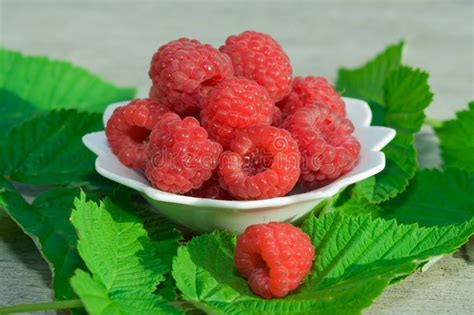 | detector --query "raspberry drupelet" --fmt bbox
[220,31,293,102]
[283,104,360,188]
[186,174,232,200]
[219,124,300,200]
[149,38,234,116]
[234,222,315,299]
[200,77,275,149]
[105,98,170,170]
[145,113,222,194]
[271,106,283,127]
[277,76,346,119]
